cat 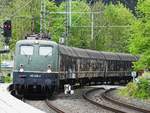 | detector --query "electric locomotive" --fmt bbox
[13,35,59,97]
